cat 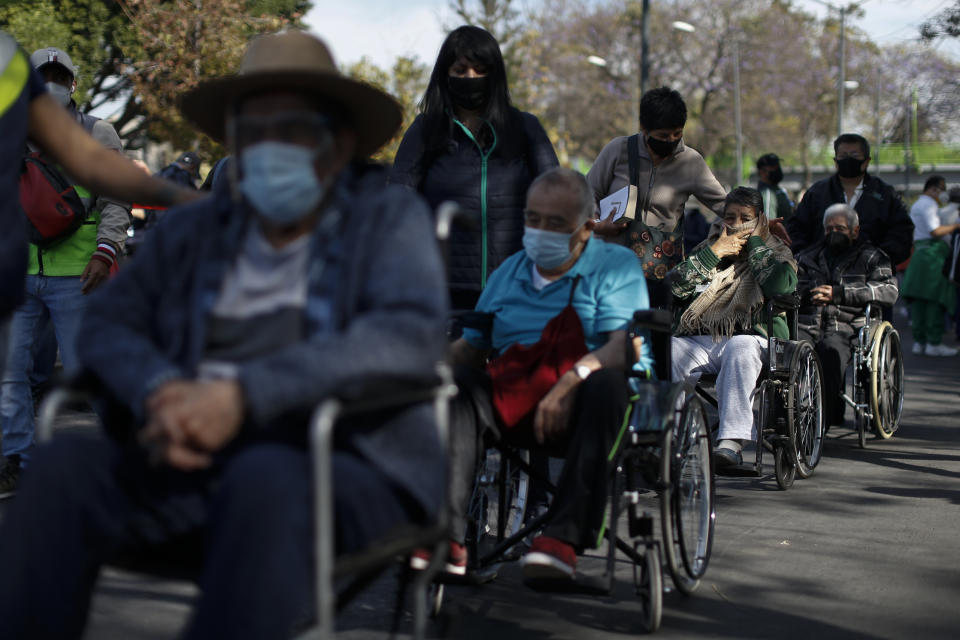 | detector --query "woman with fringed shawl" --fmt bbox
[670,187,798,468]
